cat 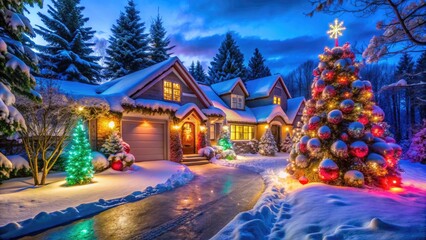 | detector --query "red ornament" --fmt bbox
[308,116,321,130]
[111,160,123,171]
[122,141,130,154]
[371,124,384,137]
[349,141,369,158]
[340,132,349,142]
[337,76,349,86]
[358,114,369,125]
[318,159,339,181]
[299,176,309,185]
[313,68,321,76]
